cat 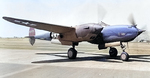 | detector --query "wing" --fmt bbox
[3,17,75,33]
